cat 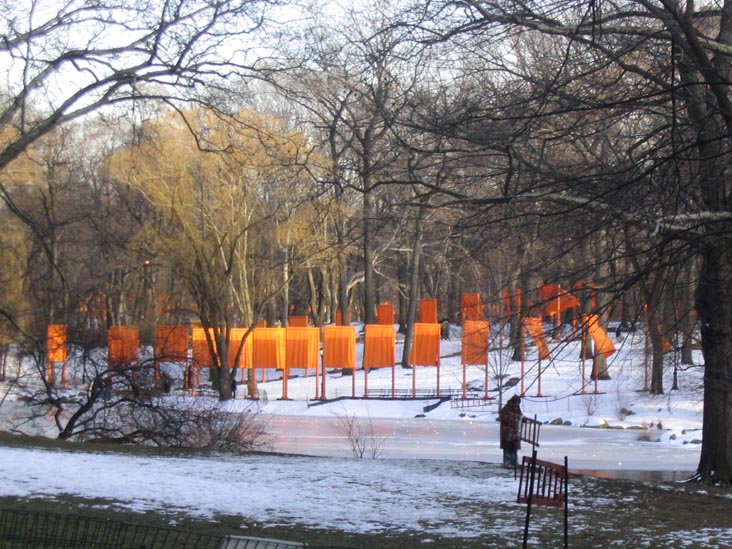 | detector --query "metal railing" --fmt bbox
[0,508,221,548]
[0,509,354,549]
